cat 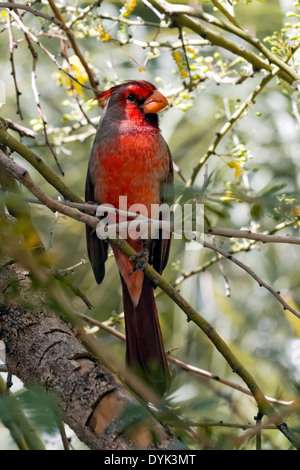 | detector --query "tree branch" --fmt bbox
[47,0,99,93]
[76,310,294,407]
[0,120,82,203]
[0,262,177,450]
[203,239,300,320]
[0,2,63,26]
[186,68,277,187]
[1,149,299,448]
[147,0,297,85]
[207,226,300,246]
